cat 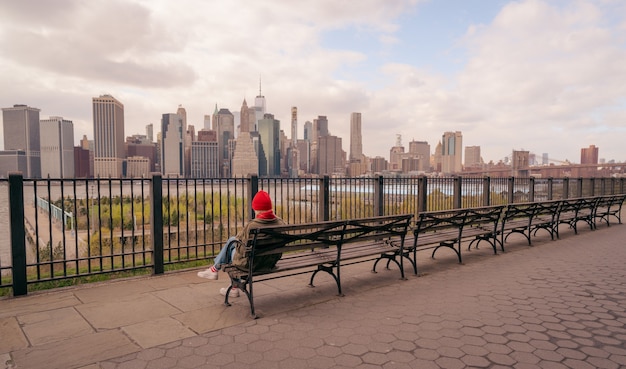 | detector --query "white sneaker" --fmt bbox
[220,287,240,298]
[197,266,219,280]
